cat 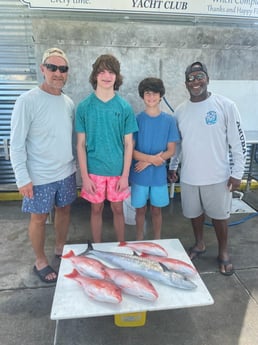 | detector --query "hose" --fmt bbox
[205,212,258,227]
